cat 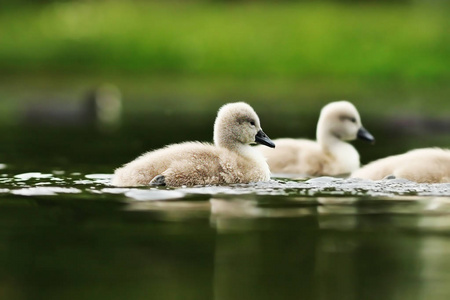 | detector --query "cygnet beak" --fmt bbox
[255,130,275,148]
[357,127,375,143]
